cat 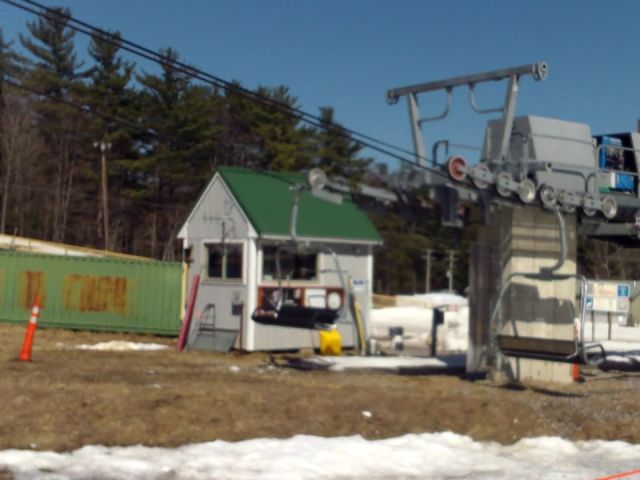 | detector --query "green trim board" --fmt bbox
[218,167,381,243]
